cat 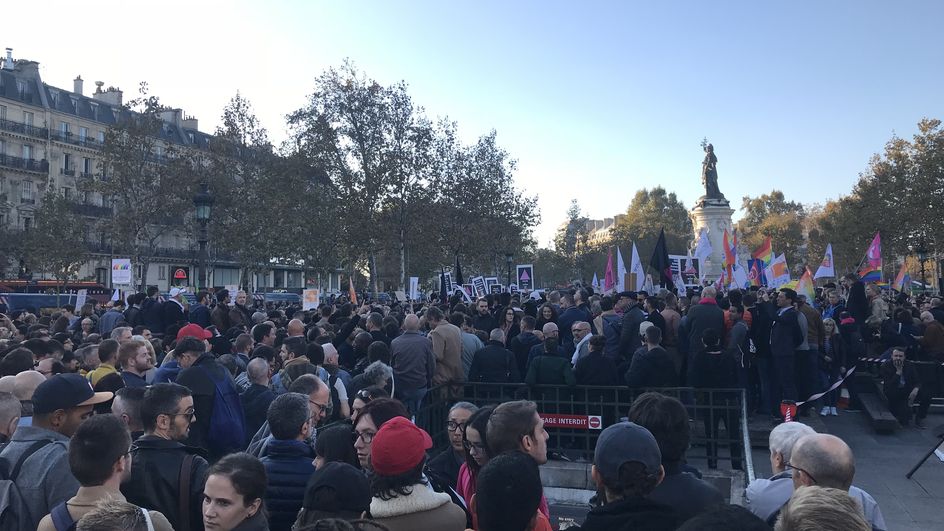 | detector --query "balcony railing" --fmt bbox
[70,202,113,218]
[20,197,35,205]
[60,168,76,176]
[0,154,49,174]
[79,171,94,178]
[0,118,47,139]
